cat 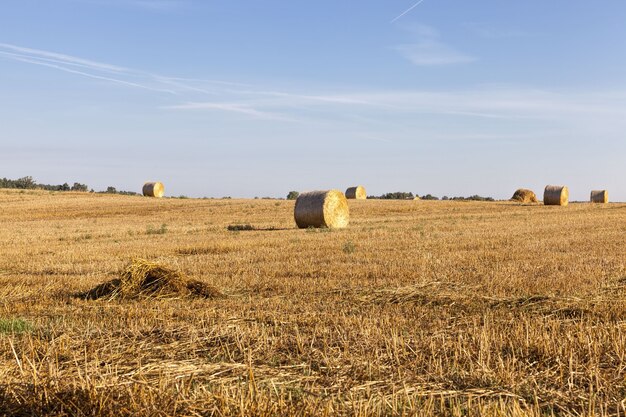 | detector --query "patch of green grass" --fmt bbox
[146,224,168,235]
[0,318,33,335]
[343,240,356,254]
[75,233,93,241]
